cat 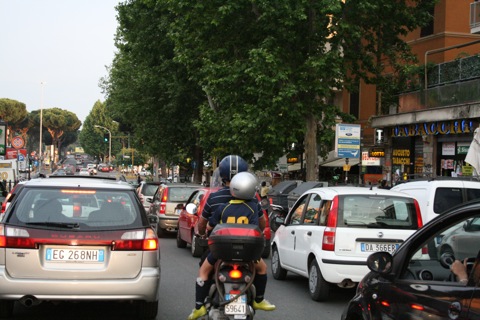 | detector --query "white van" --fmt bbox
[391,178,480,223]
